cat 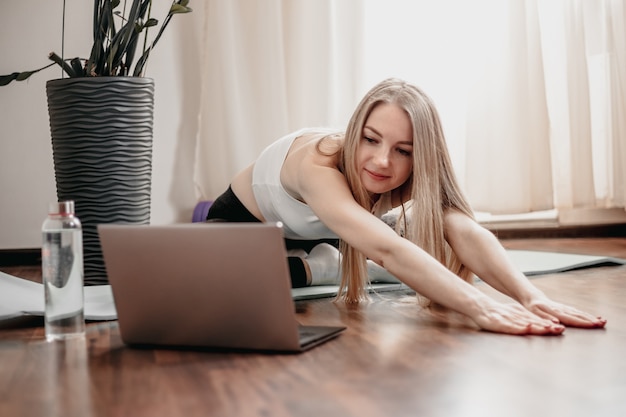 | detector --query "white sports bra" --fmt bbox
[251,128,339,240]
[252,128,394,240]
